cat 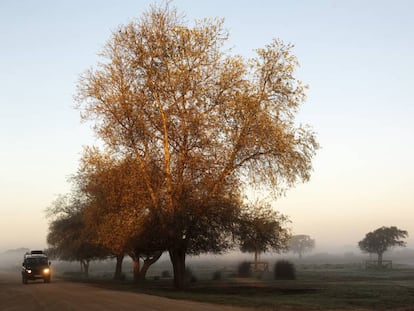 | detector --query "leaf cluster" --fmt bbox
[288,234,315,255]
[358,226,408,255]
[236,201,290,254]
